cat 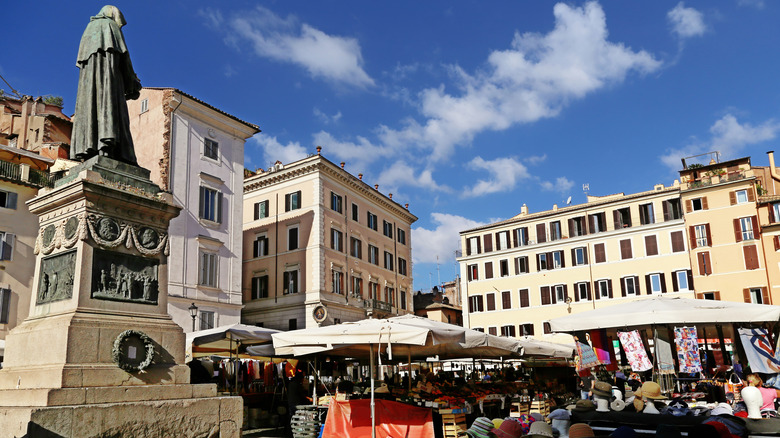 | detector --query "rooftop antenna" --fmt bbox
[582,183,590,196]
[565,196,572,206]
[436,255,441,289]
